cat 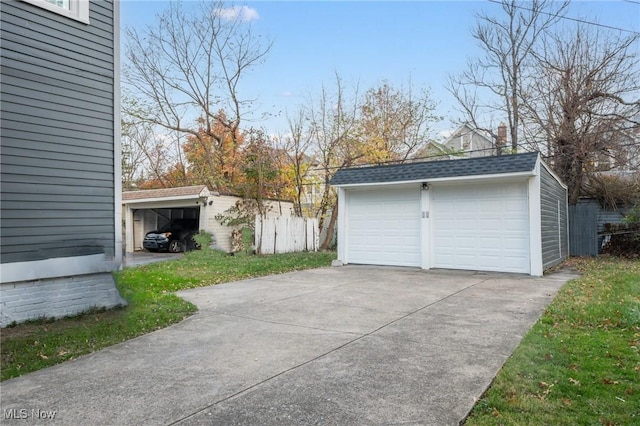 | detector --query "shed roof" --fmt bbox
[330,151,539,186]
[122,185,209,201]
